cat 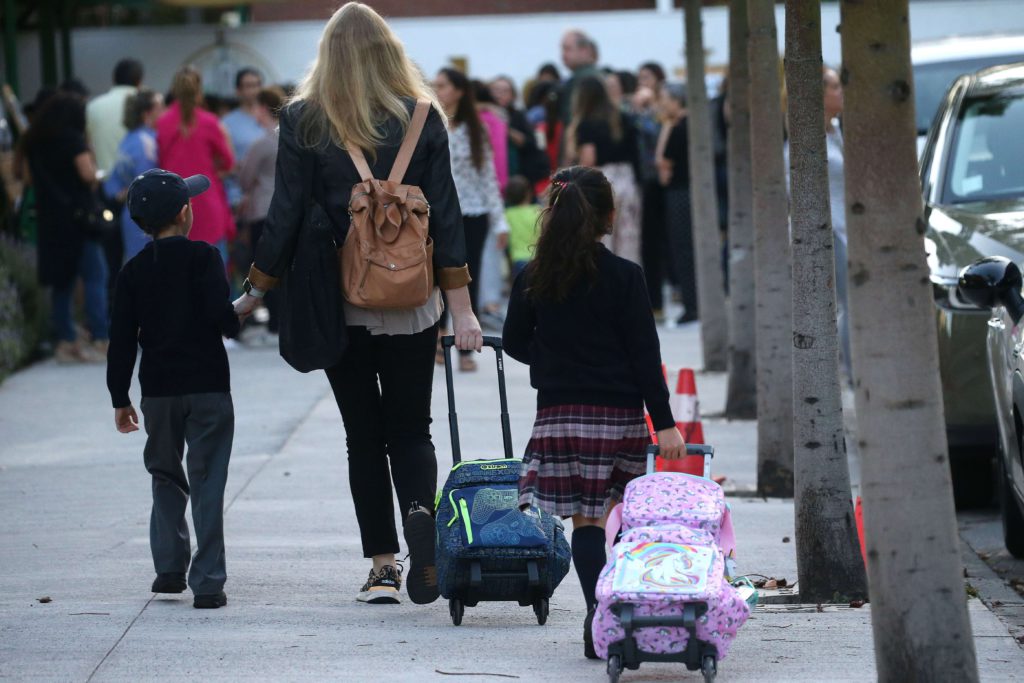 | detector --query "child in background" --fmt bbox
[502,166,685,659]
[106,169,240,610]
[504,175,542,278]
